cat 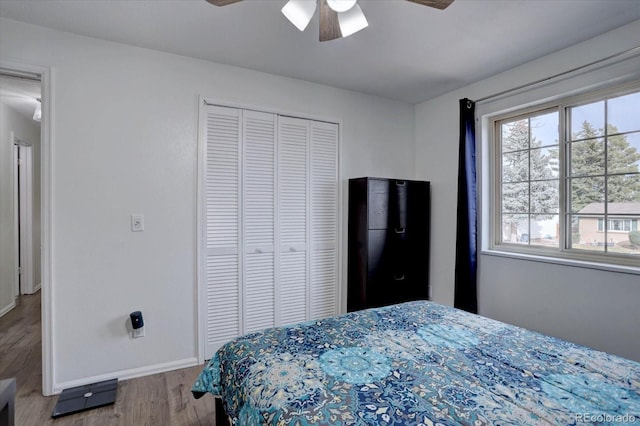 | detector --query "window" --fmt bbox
[498,110,559,248]
[493,84,640,265]
[597,218,637,232]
